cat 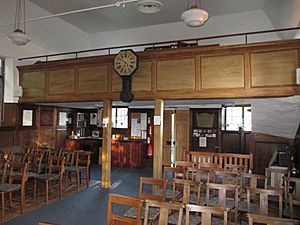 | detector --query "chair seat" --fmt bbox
[27,172,39,178]
[65,166,86,172]
[0,183,21,192]
[124,205,160,220]
[35,173,60,181]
